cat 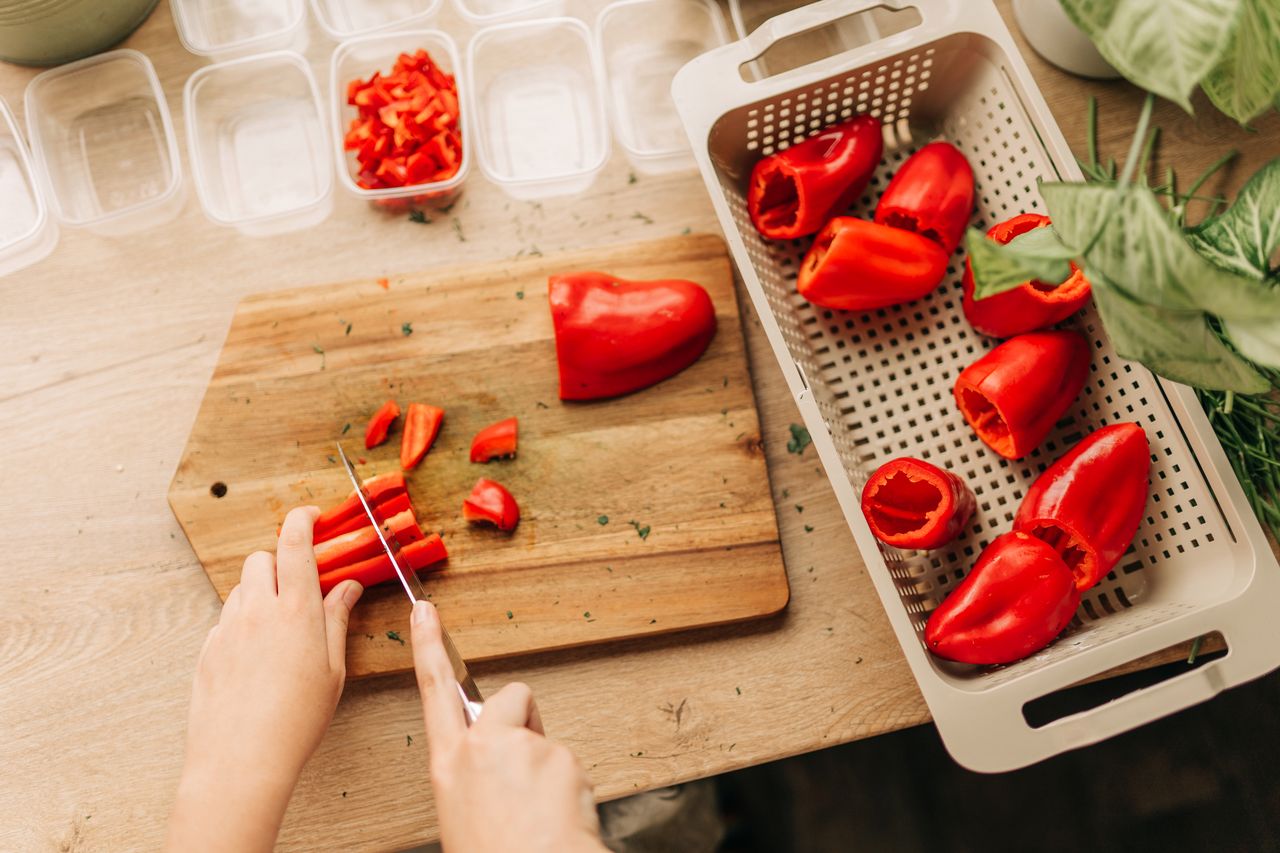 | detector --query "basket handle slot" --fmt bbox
[739,3,923,82]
